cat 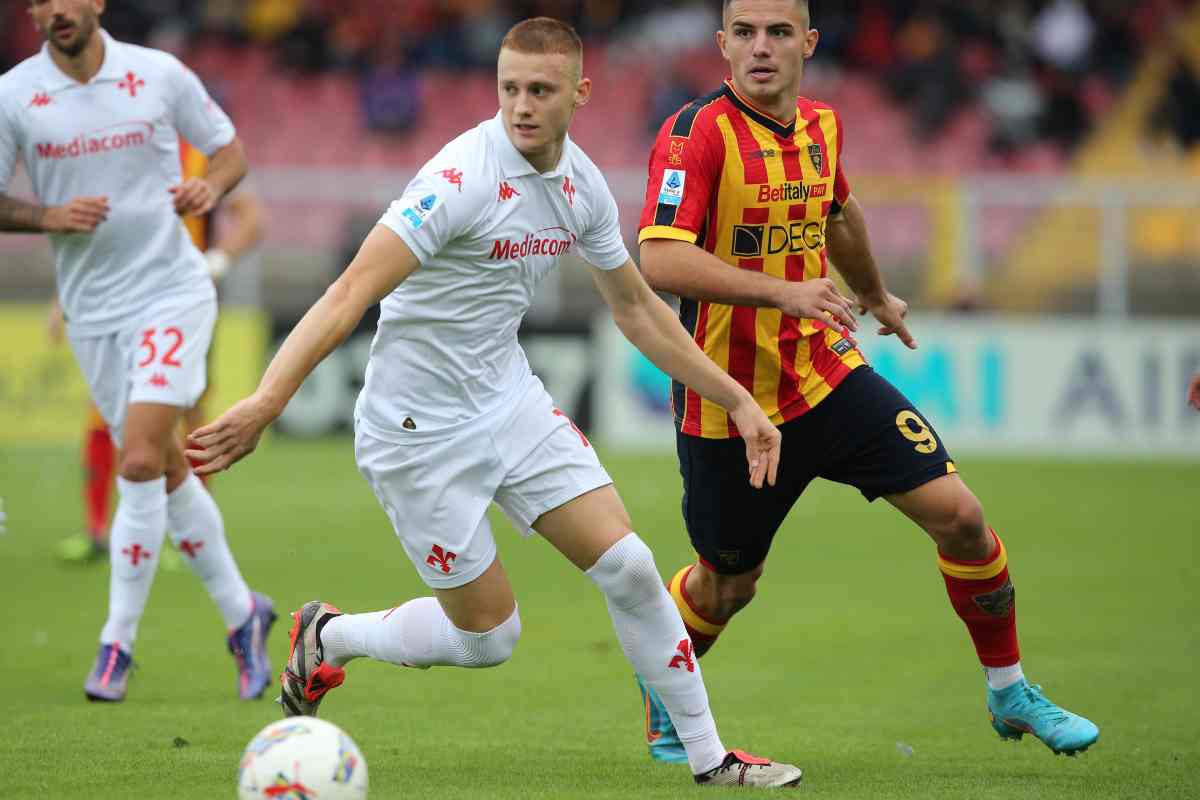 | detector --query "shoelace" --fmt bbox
[1019,684,1071,725]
